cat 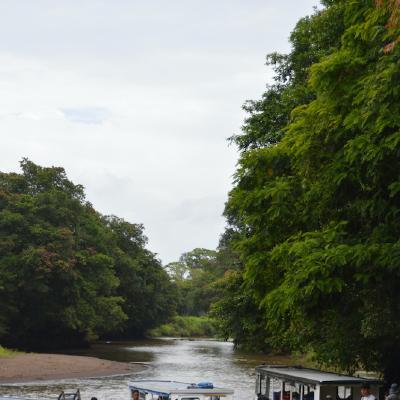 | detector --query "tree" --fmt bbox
[0,159,175,349]
[106,216,176,337]
[0,159,125,348]
[222,0,400,381]
[166,248,228,316]
[210,269,270,351]
[230,0,345,153]
[165,261,190,281]
[217,0,347,351]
